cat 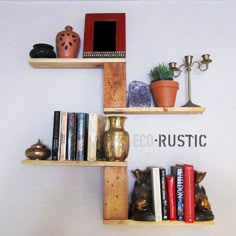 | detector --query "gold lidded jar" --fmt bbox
[25,139,51,160]
[103,116,129,161]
